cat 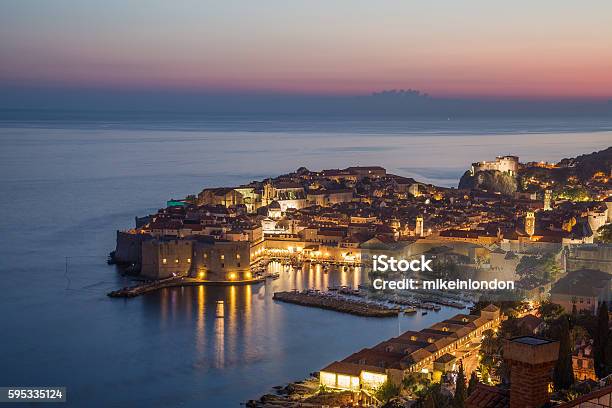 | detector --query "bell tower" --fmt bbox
[525,211,535,236]
[543,190,552,211]
[415,216,424,237]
